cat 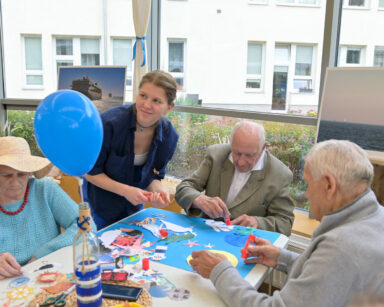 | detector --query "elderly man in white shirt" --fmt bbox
[175,120,295,236]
